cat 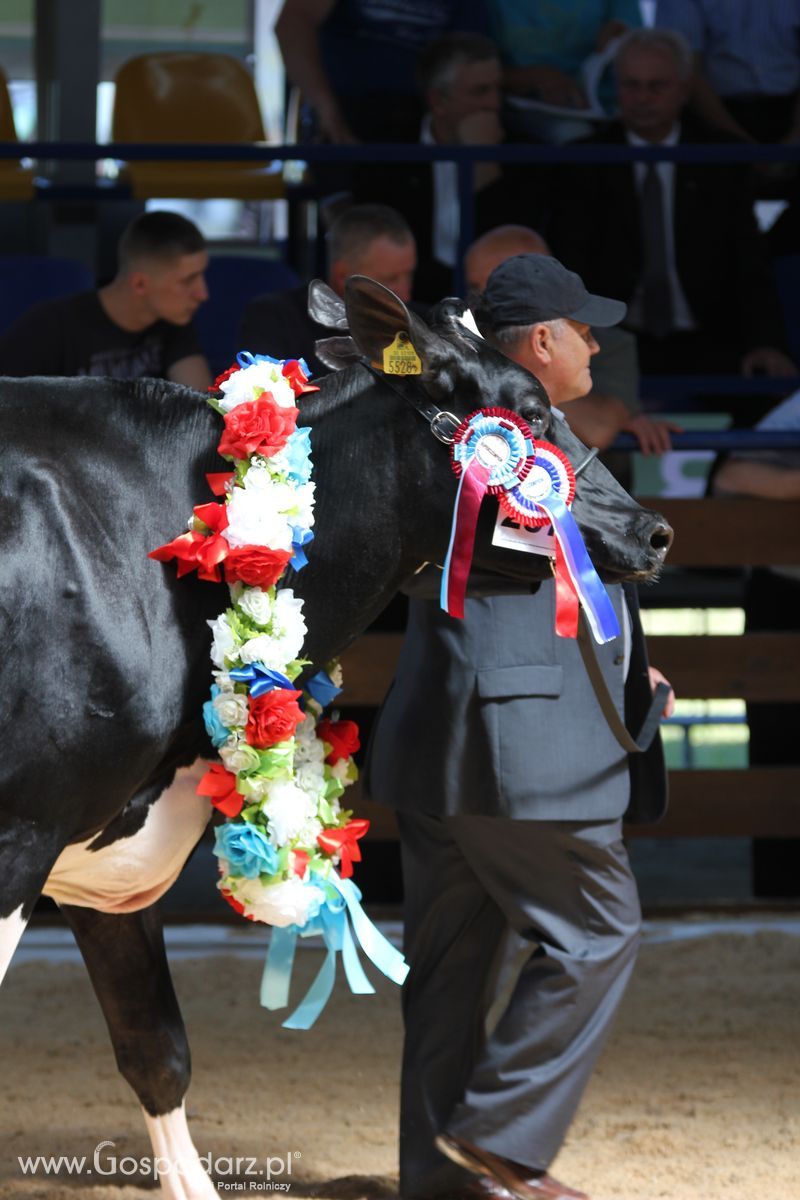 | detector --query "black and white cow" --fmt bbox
[0,278,671,1198]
